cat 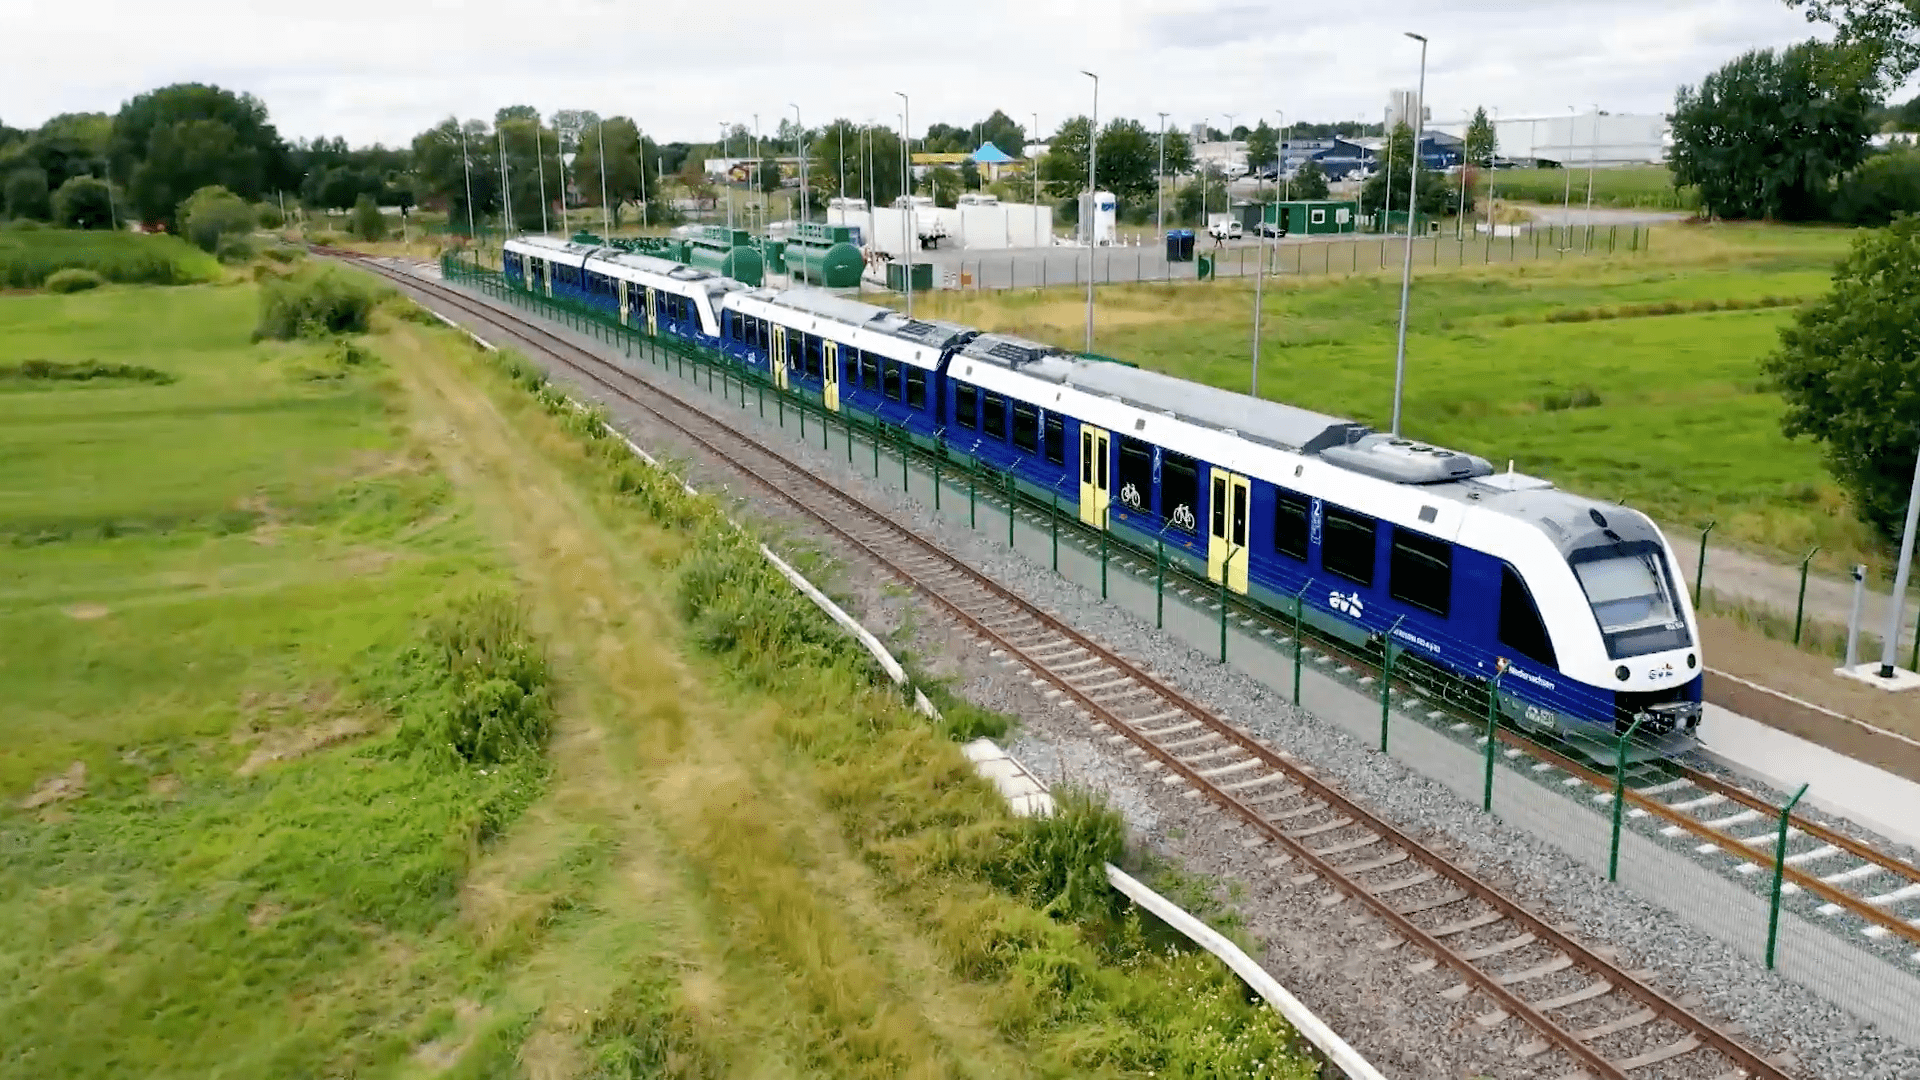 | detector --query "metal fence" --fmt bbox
[438,253,1920,1043]
[923,224,1652,292]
